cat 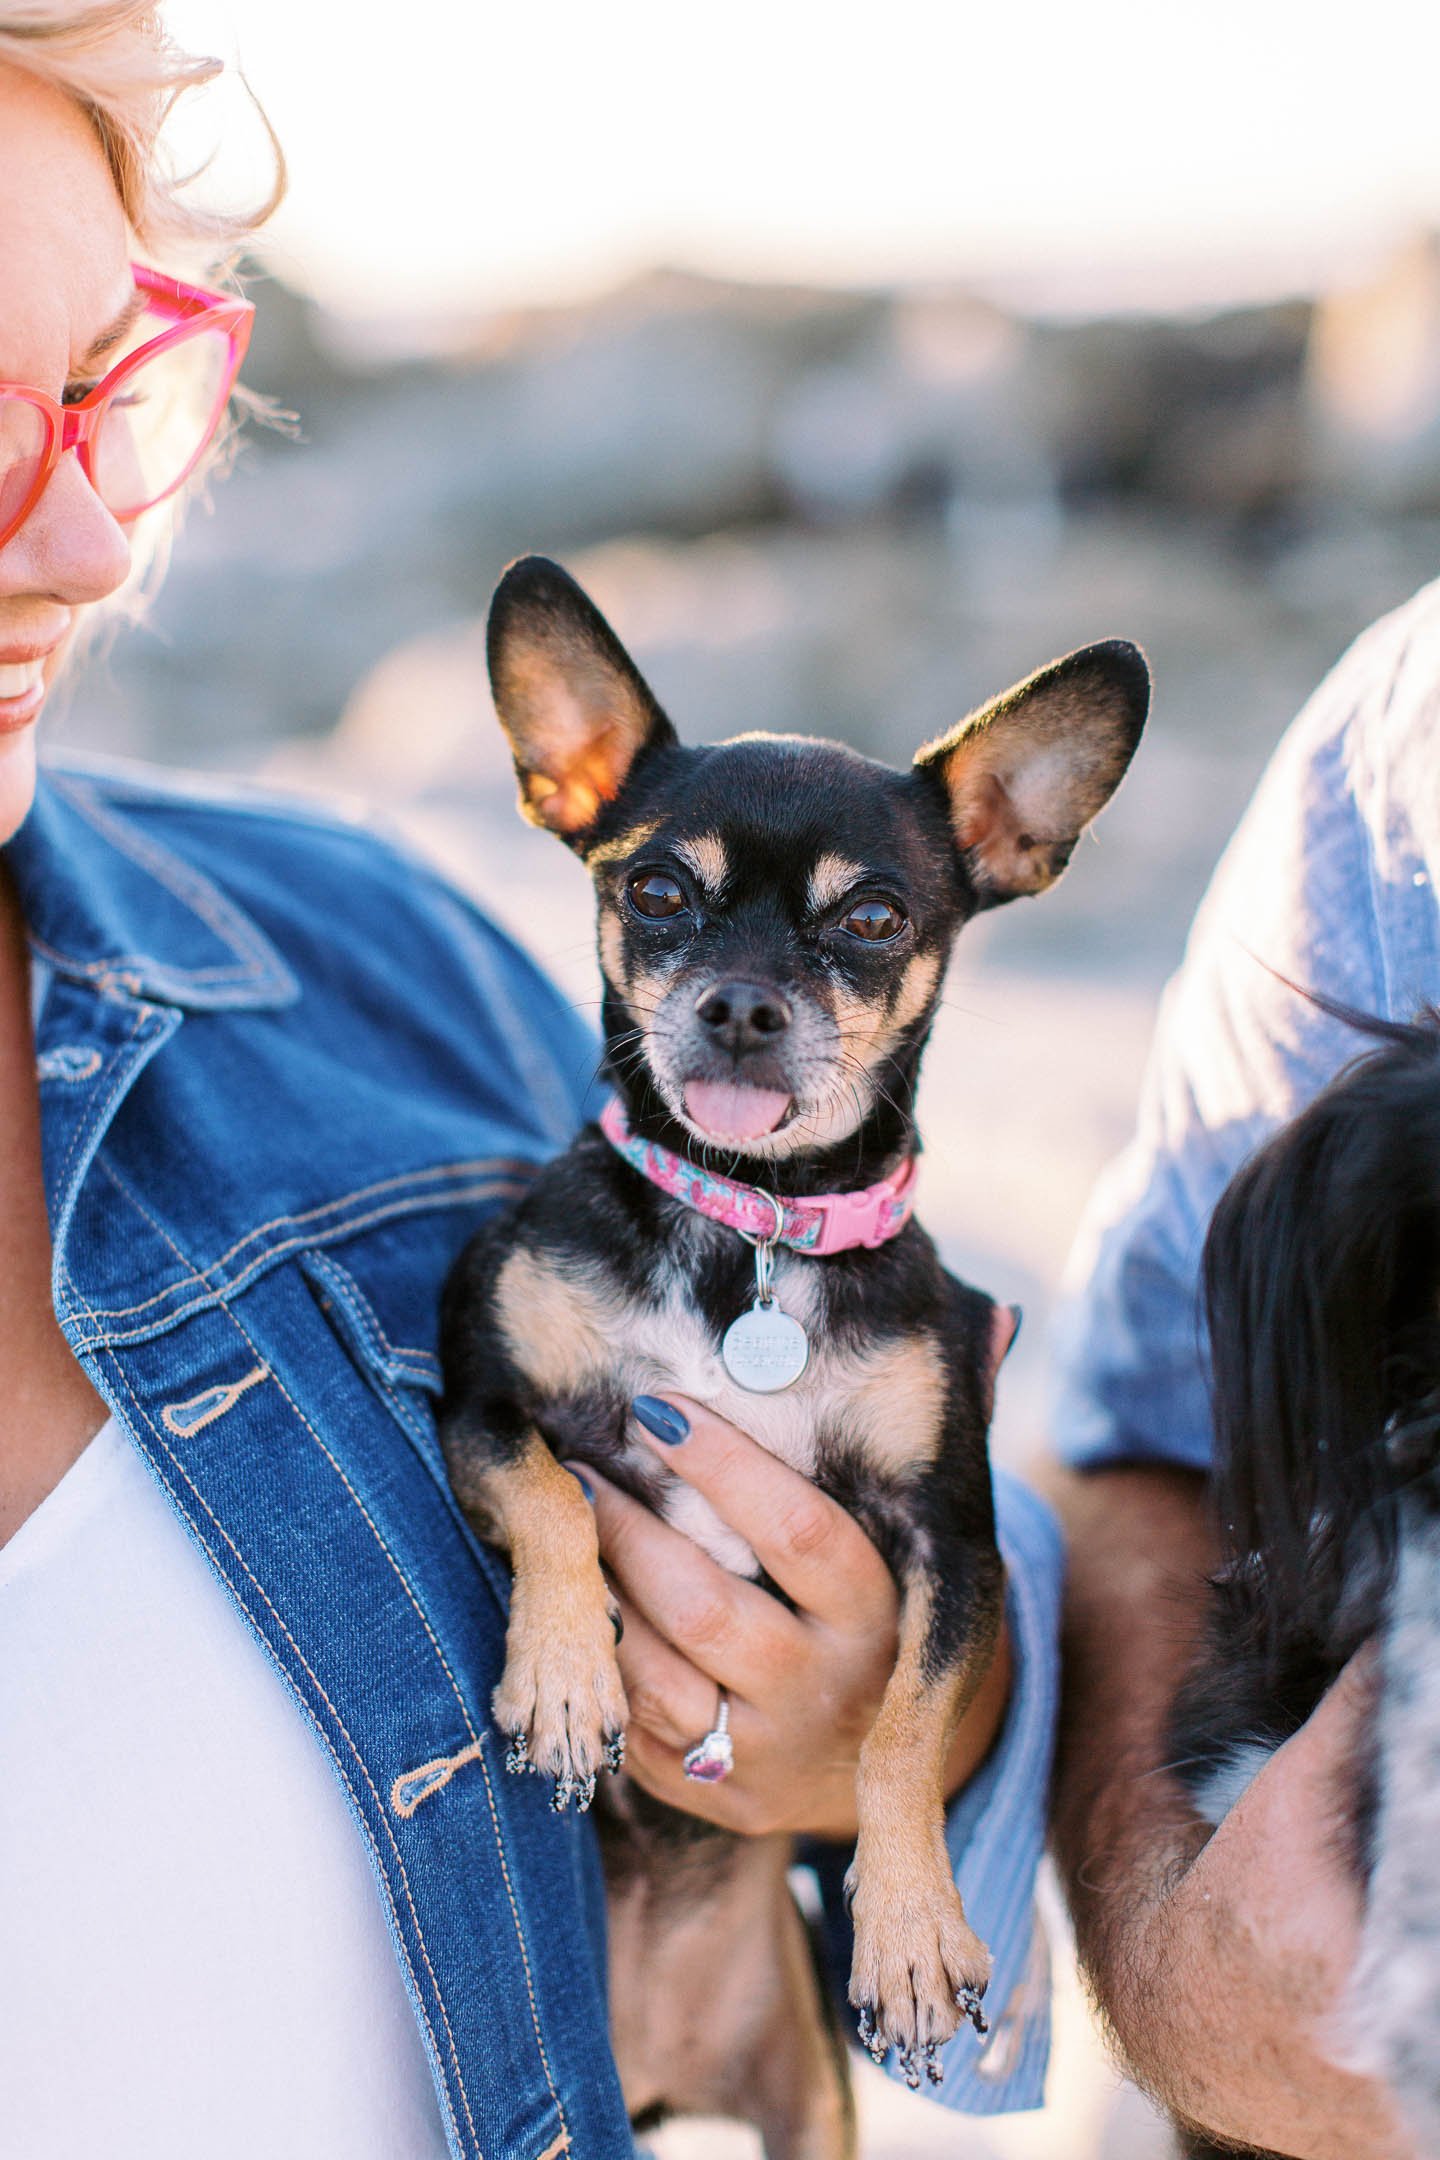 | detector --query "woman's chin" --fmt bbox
[0,723,39,847]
